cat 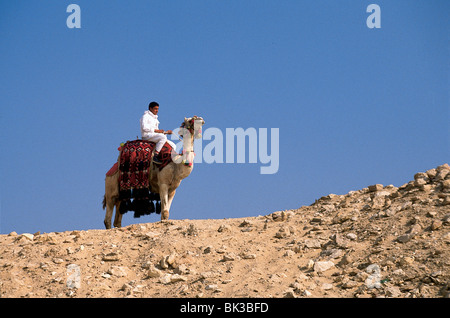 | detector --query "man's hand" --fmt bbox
[165,130,173,135]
